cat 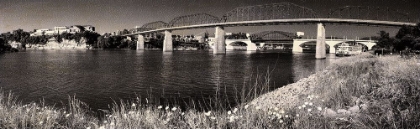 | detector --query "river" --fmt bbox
[0,49,336,110]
